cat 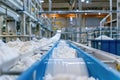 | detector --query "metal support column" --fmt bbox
[49,0,52,11]
[77,0,82,43]
[28,0,31,12]
[49,31,51,38]
[15,21,17,35]
[117,0,120,38]
[28,0,32,40]
[110,0,113,38]
[45,31,48,37]
[21,0,27,36]
[0,16,3,36]
[39,26,42,38]
[5,8,8,34]
[28,18,32,40]
[21,14,26,35]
